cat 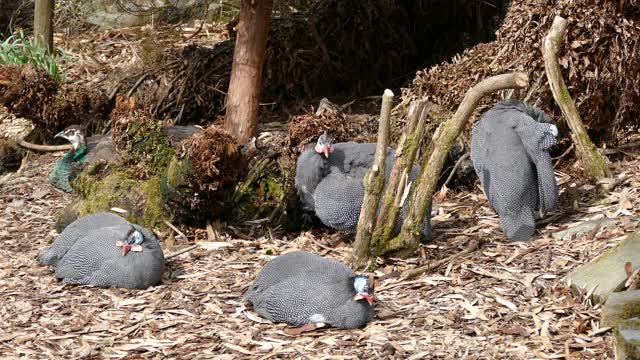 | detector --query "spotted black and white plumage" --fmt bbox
[245,251,375,329]
[470,99,559,241]
[38,213,165,289]
[295,136,432,239]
